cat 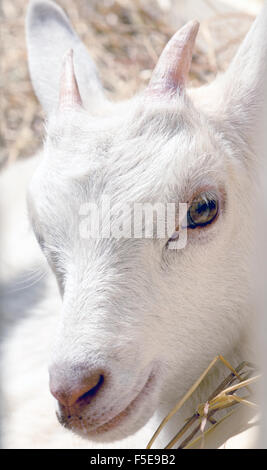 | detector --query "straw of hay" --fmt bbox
[146,356,260,449]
